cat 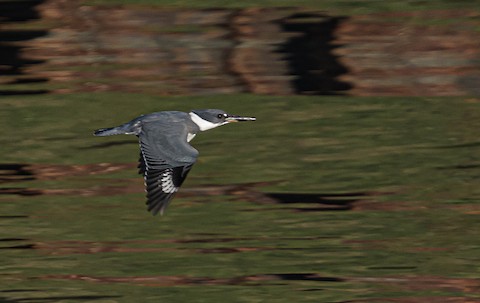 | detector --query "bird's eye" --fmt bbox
[217,114,224,119]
